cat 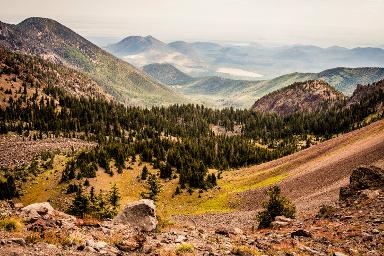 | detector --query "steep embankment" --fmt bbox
[174,119,384,229]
